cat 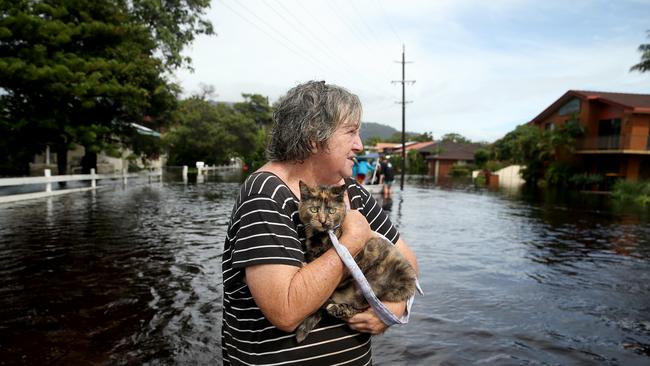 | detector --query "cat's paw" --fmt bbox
[295,325,309,343]
[326,303,359,319]
[295,313,321,343]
